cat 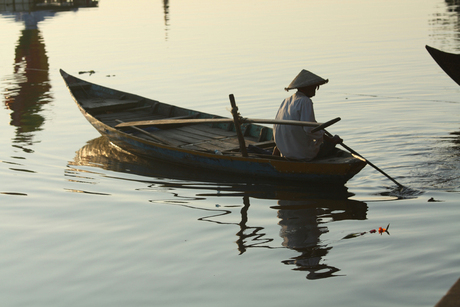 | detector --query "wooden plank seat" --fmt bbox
[79,98,140,112]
